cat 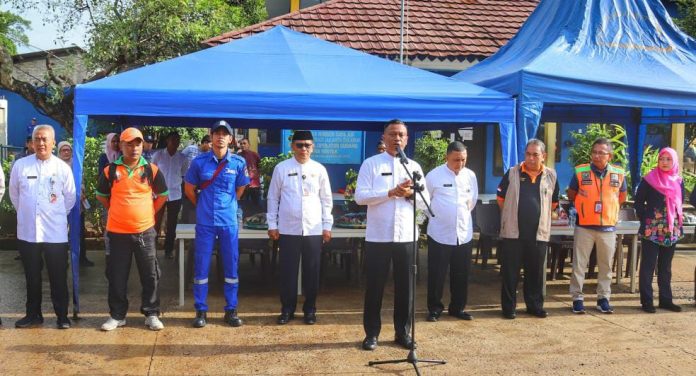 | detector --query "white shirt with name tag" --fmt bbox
[355,152,429,243]
[266,158,333,235]
[10,154,77,243]
[426,164,478,245]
